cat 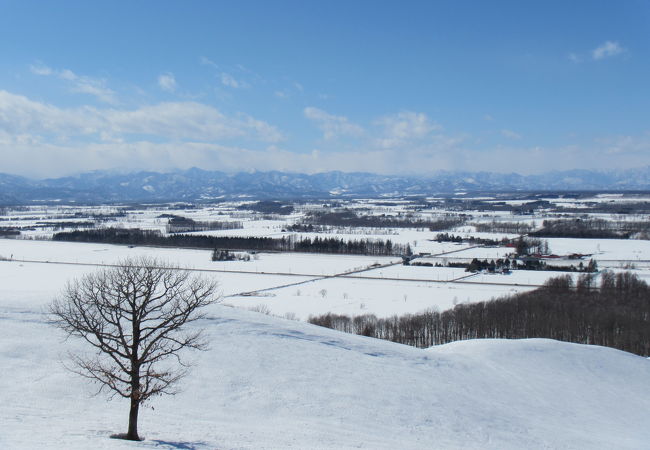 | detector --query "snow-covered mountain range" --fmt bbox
[3,167,650,203]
